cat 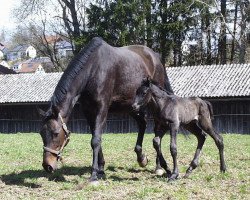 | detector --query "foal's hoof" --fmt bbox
[138,155,148,168]
[155,168,164,176]
[89,180,100,186]
[183,173,190,179]
[168,174,179,182]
